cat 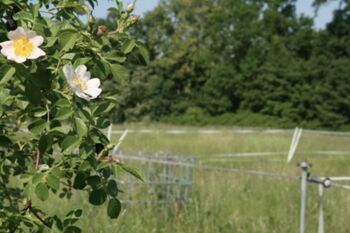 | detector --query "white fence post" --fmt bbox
[299,162,310,233]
